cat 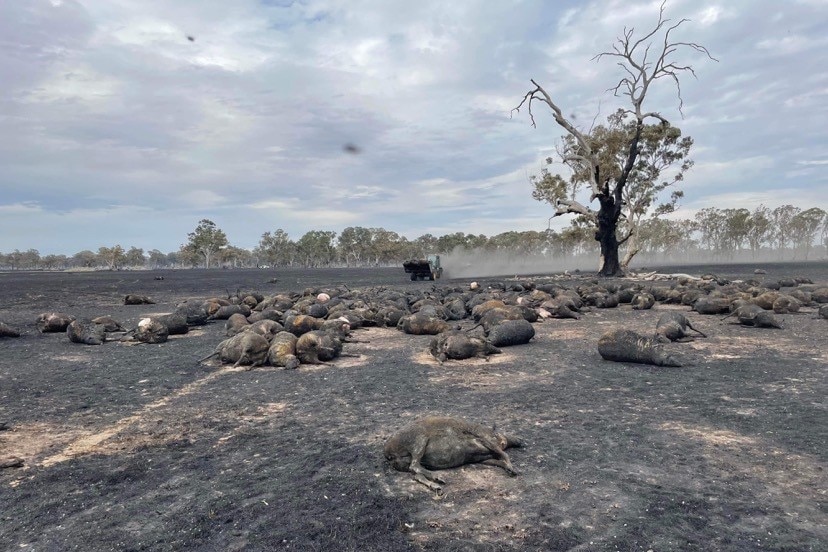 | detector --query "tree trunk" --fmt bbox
[620,244,639,271]
[596,199,623,276]
[597,231,621,276]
